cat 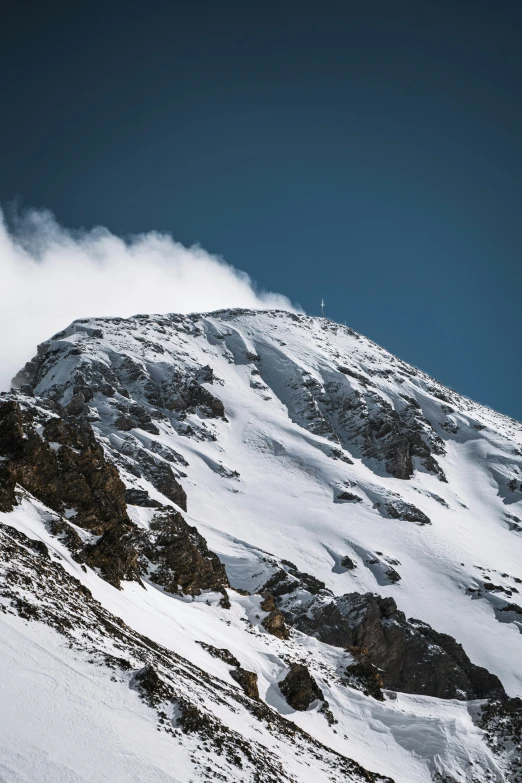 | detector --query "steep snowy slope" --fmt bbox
[2,308,522,782]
